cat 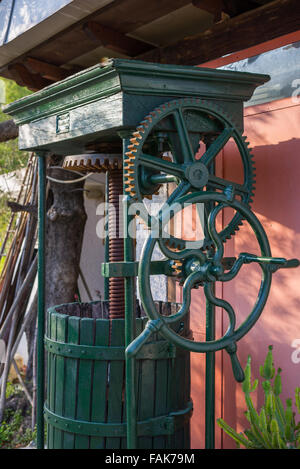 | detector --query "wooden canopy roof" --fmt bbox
[0,0,299,91]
